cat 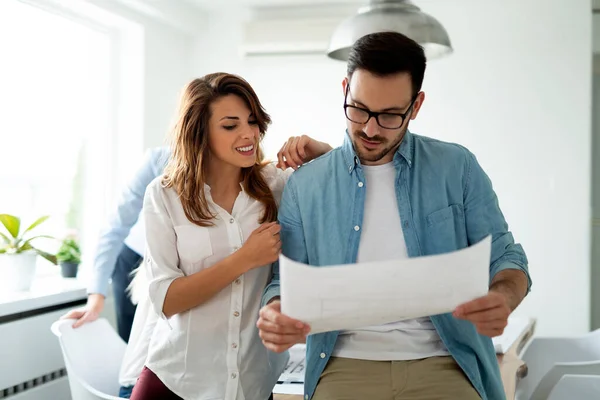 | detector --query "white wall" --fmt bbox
[75,0,197,188]
[193,0,593,336]
[143,23,194,149]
